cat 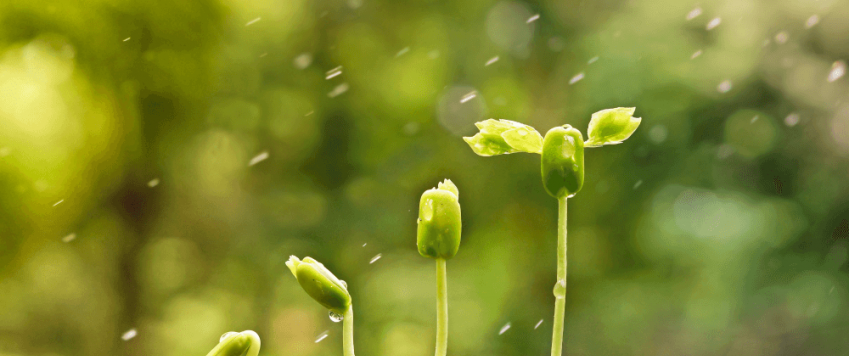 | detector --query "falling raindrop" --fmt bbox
[460,91,477,104]
[717,80,733,93]
[534,319,544,329]
[249,151,269,166]
[784,113,800,127]
[485,56,500,66]
[691,50,702,59]
[294,53,313,69]
[395,47,410,58]
[633,180,643,189]
[805,15,820,29]
[706,17,721,30]
[62,233,76,243]
[369,254,382,264]
[122,328,138,341]
[547,37,564,52]
[315,330,330,343]
[329,310,344,322]
[751,115,759,123]
[123,37,131,42]
[403,122,420,135]
[245,17,261,26]
[328,83,349,98]
[569,72,585,85]
[326,66,343,80]
[526,14,540,23]
[587,56,599,64]
[428,50,440,59]
[649,125,668,144]
[686,7,702,21]
[53,199,64,207]
[716,144,735,159]
[774,31,789,44]
[498,323,511,335]
[220,332,238,342]
[147,178,160,188]
[827,61,846,82]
